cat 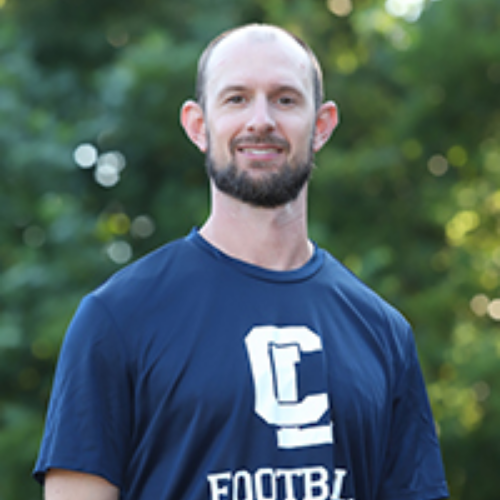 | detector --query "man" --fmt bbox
[34,24,449,500]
